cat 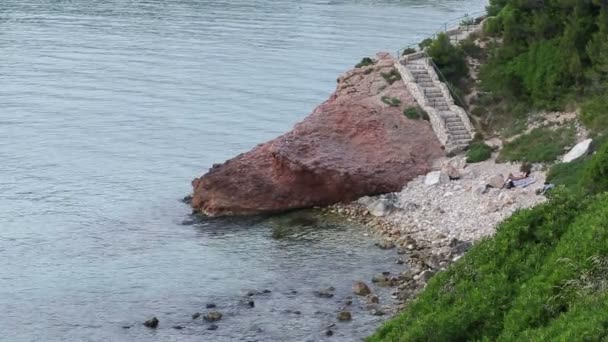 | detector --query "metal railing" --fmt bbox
[425,55,469,109]
[396,10,487,57]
